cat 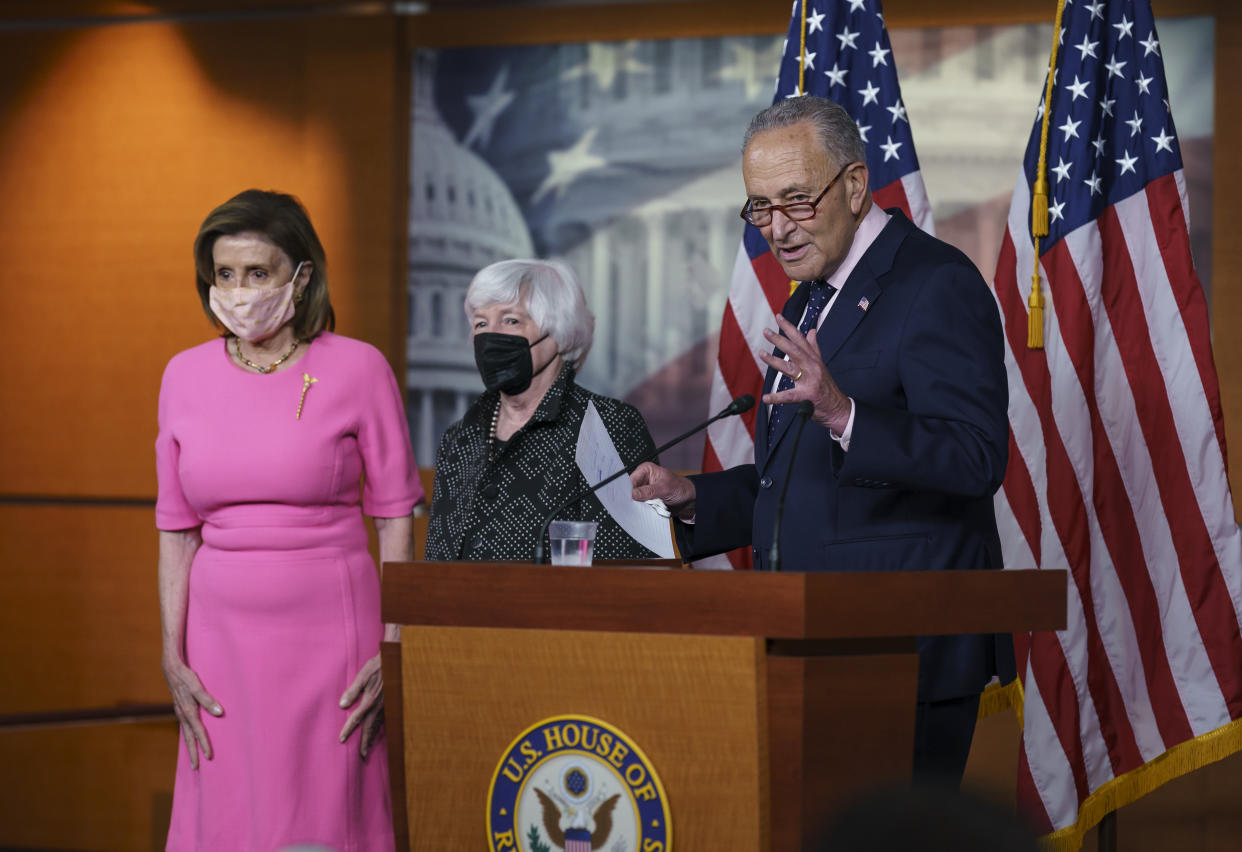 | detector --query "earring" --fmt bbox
[294,290,304,304]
